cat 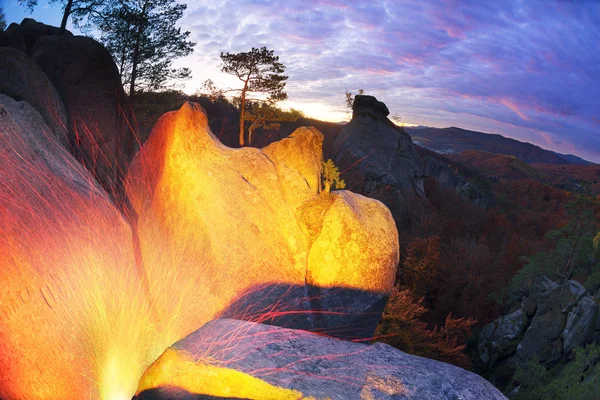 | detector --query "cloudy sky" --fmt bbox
[3,0,600,162]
